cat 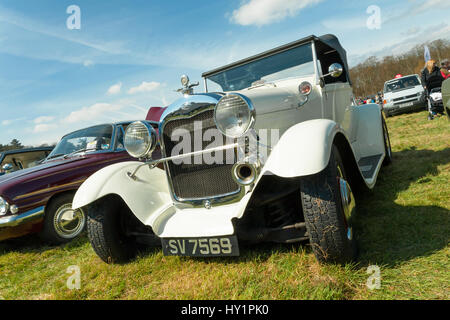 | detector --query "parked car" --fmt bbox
[382,74,426,117]
[73,34,392,264]
[0,147,54,176]
[0,120,160,243]
[442,78,450,119]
